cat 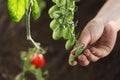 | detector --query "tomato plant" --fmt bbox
[7,0,85,80]
[8,0,46,80]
